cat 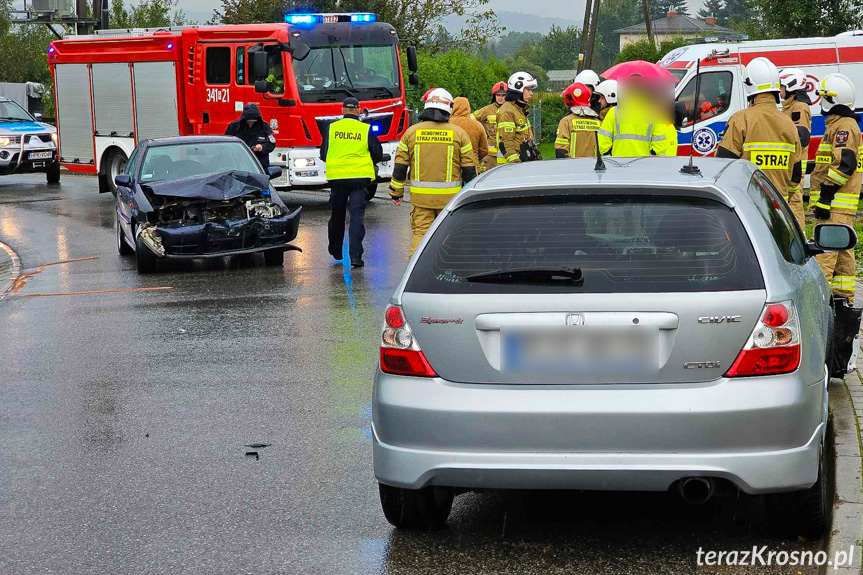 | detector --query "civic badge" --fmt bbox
[566,313,585,326]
